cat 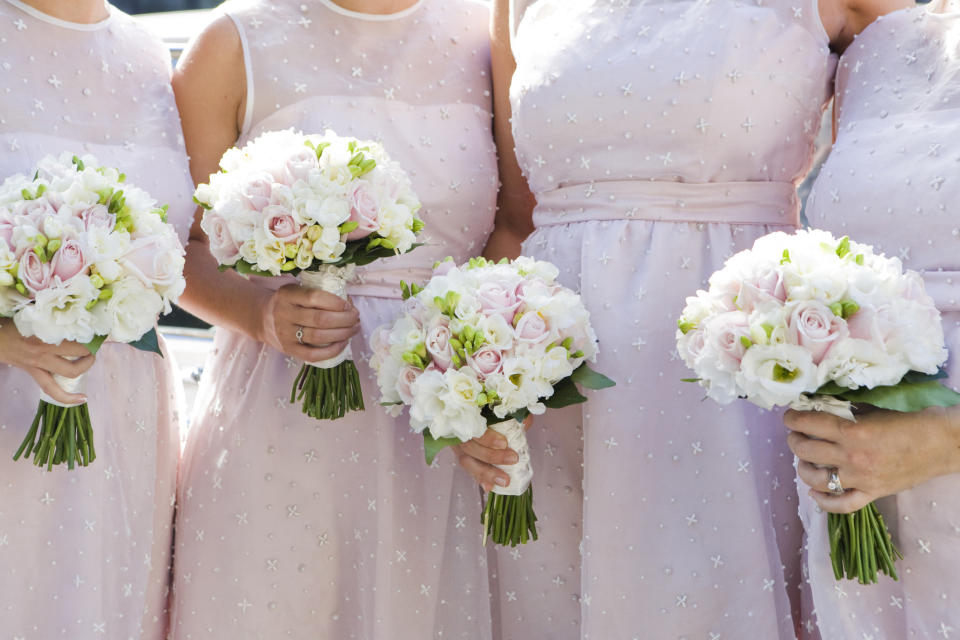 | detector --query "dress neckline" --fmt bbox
[314,0,423,22]
[3,0,113,31]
